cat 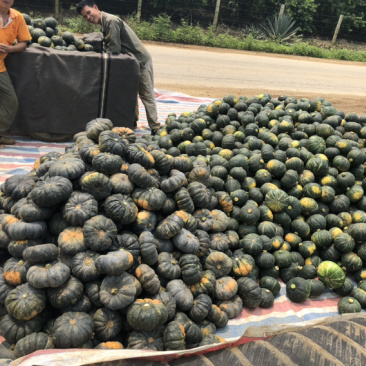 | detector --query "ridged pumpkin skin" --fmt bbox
[135,264,160,295]
[95,249,134,275]
[317,260,346,289]
[3,258,30,286]
[30,176,73,207]
[14,332,54,359]
[80,172,113,201]
[103,194,138,225]
[26,261,70,289]
[127,327,164,351]
[63,192,98,226]
[155,212,185,240]
[5,283,46,321]
[83,215,117,252]
[52,311,94,348]
[163,321,186,350]
[93,307,123,342]
[47,275,84,309]
[127,298,169,331]
[166,279,194,311]
[99,272,136,310]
